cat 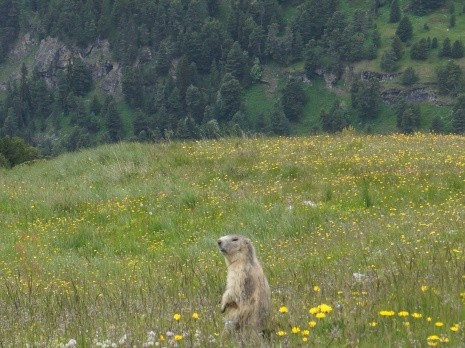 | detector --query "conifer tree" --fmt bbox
[396,16,413,42]
[390,0,401,23]
[452,94,465,133]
